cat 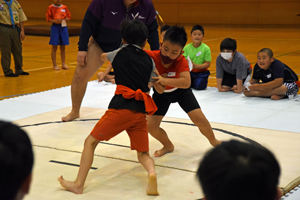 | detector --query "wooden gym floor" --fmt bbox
[0,21,300,200]
[0,21,300,100]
